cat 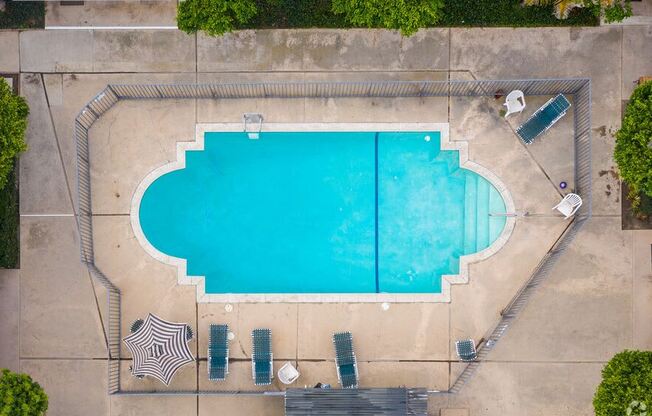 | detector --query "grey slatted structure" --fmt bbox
[333,332,359,389]
[285,388,428,415]
[208,324,229,381]
[74,79,591,395]
[252,328,273,386]
[123,313,195,385]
